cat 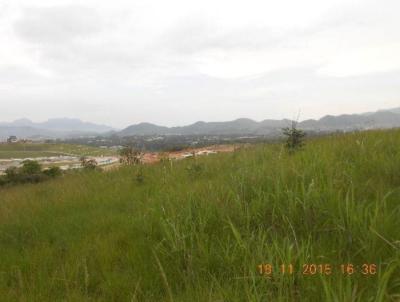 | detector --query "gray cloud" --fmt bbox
[0,0,399,127]
[165,21,283,55]
[14,6,103,44]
